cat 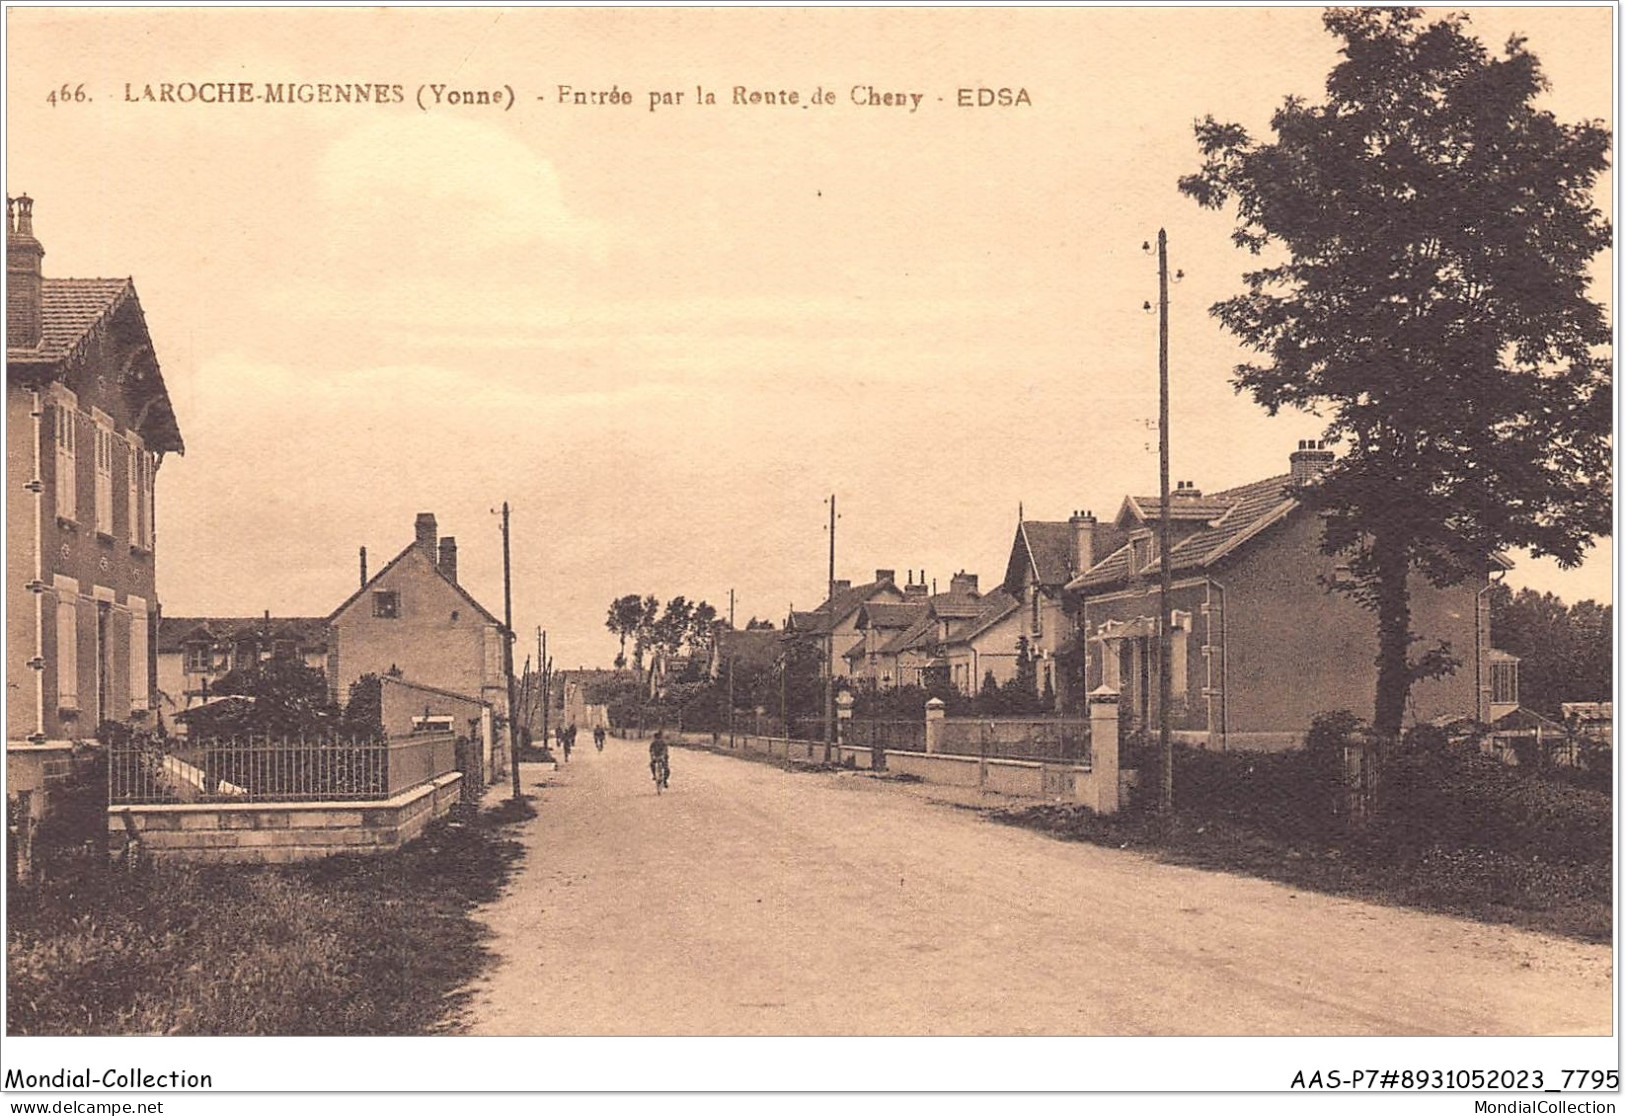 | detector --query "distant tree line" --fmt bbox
[604,593,719,671]
[1489,585,1611,717]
